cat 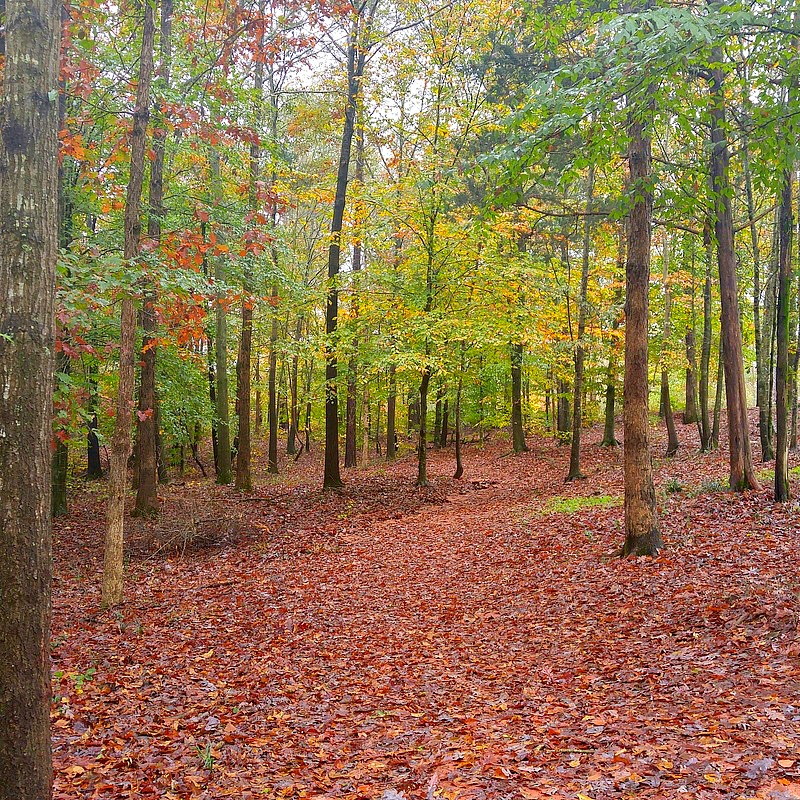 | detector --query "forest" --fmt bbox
[2,0,800,798]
